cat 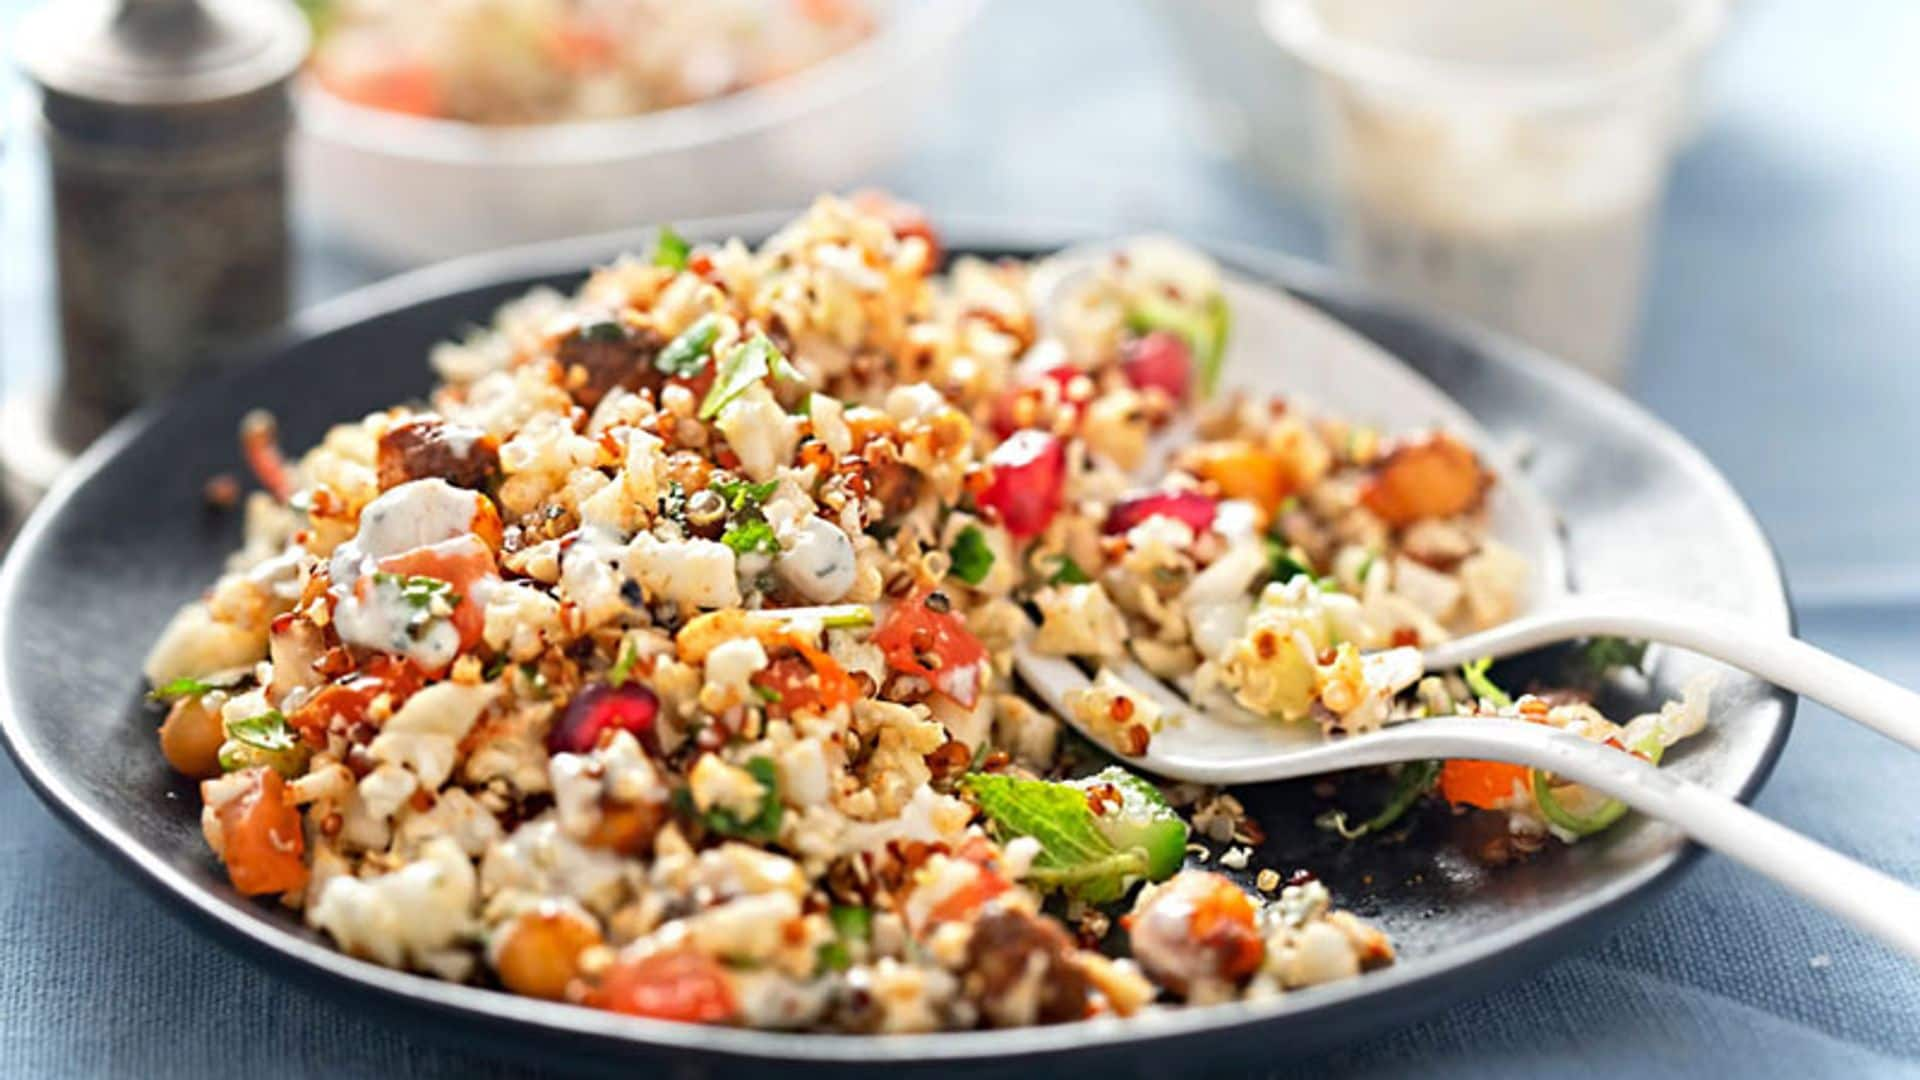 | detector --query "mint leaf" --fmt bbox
[653,226,690,271]
[947,526,995,586]
[963,772,1143,903]
[1069,767,1188,881]
[655,313,723,378]
[1579,636,1648,677]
